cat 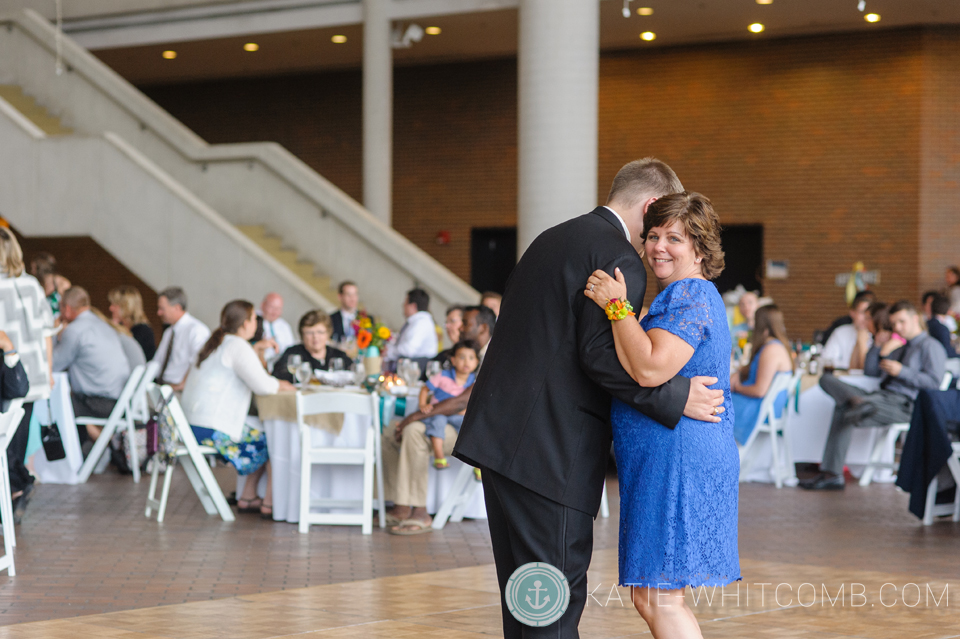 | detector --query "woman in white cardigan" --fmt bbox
[182,300,294,517]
